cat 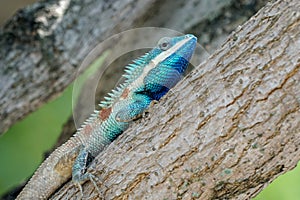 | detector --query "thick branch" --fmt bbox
[52,0,300,199]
